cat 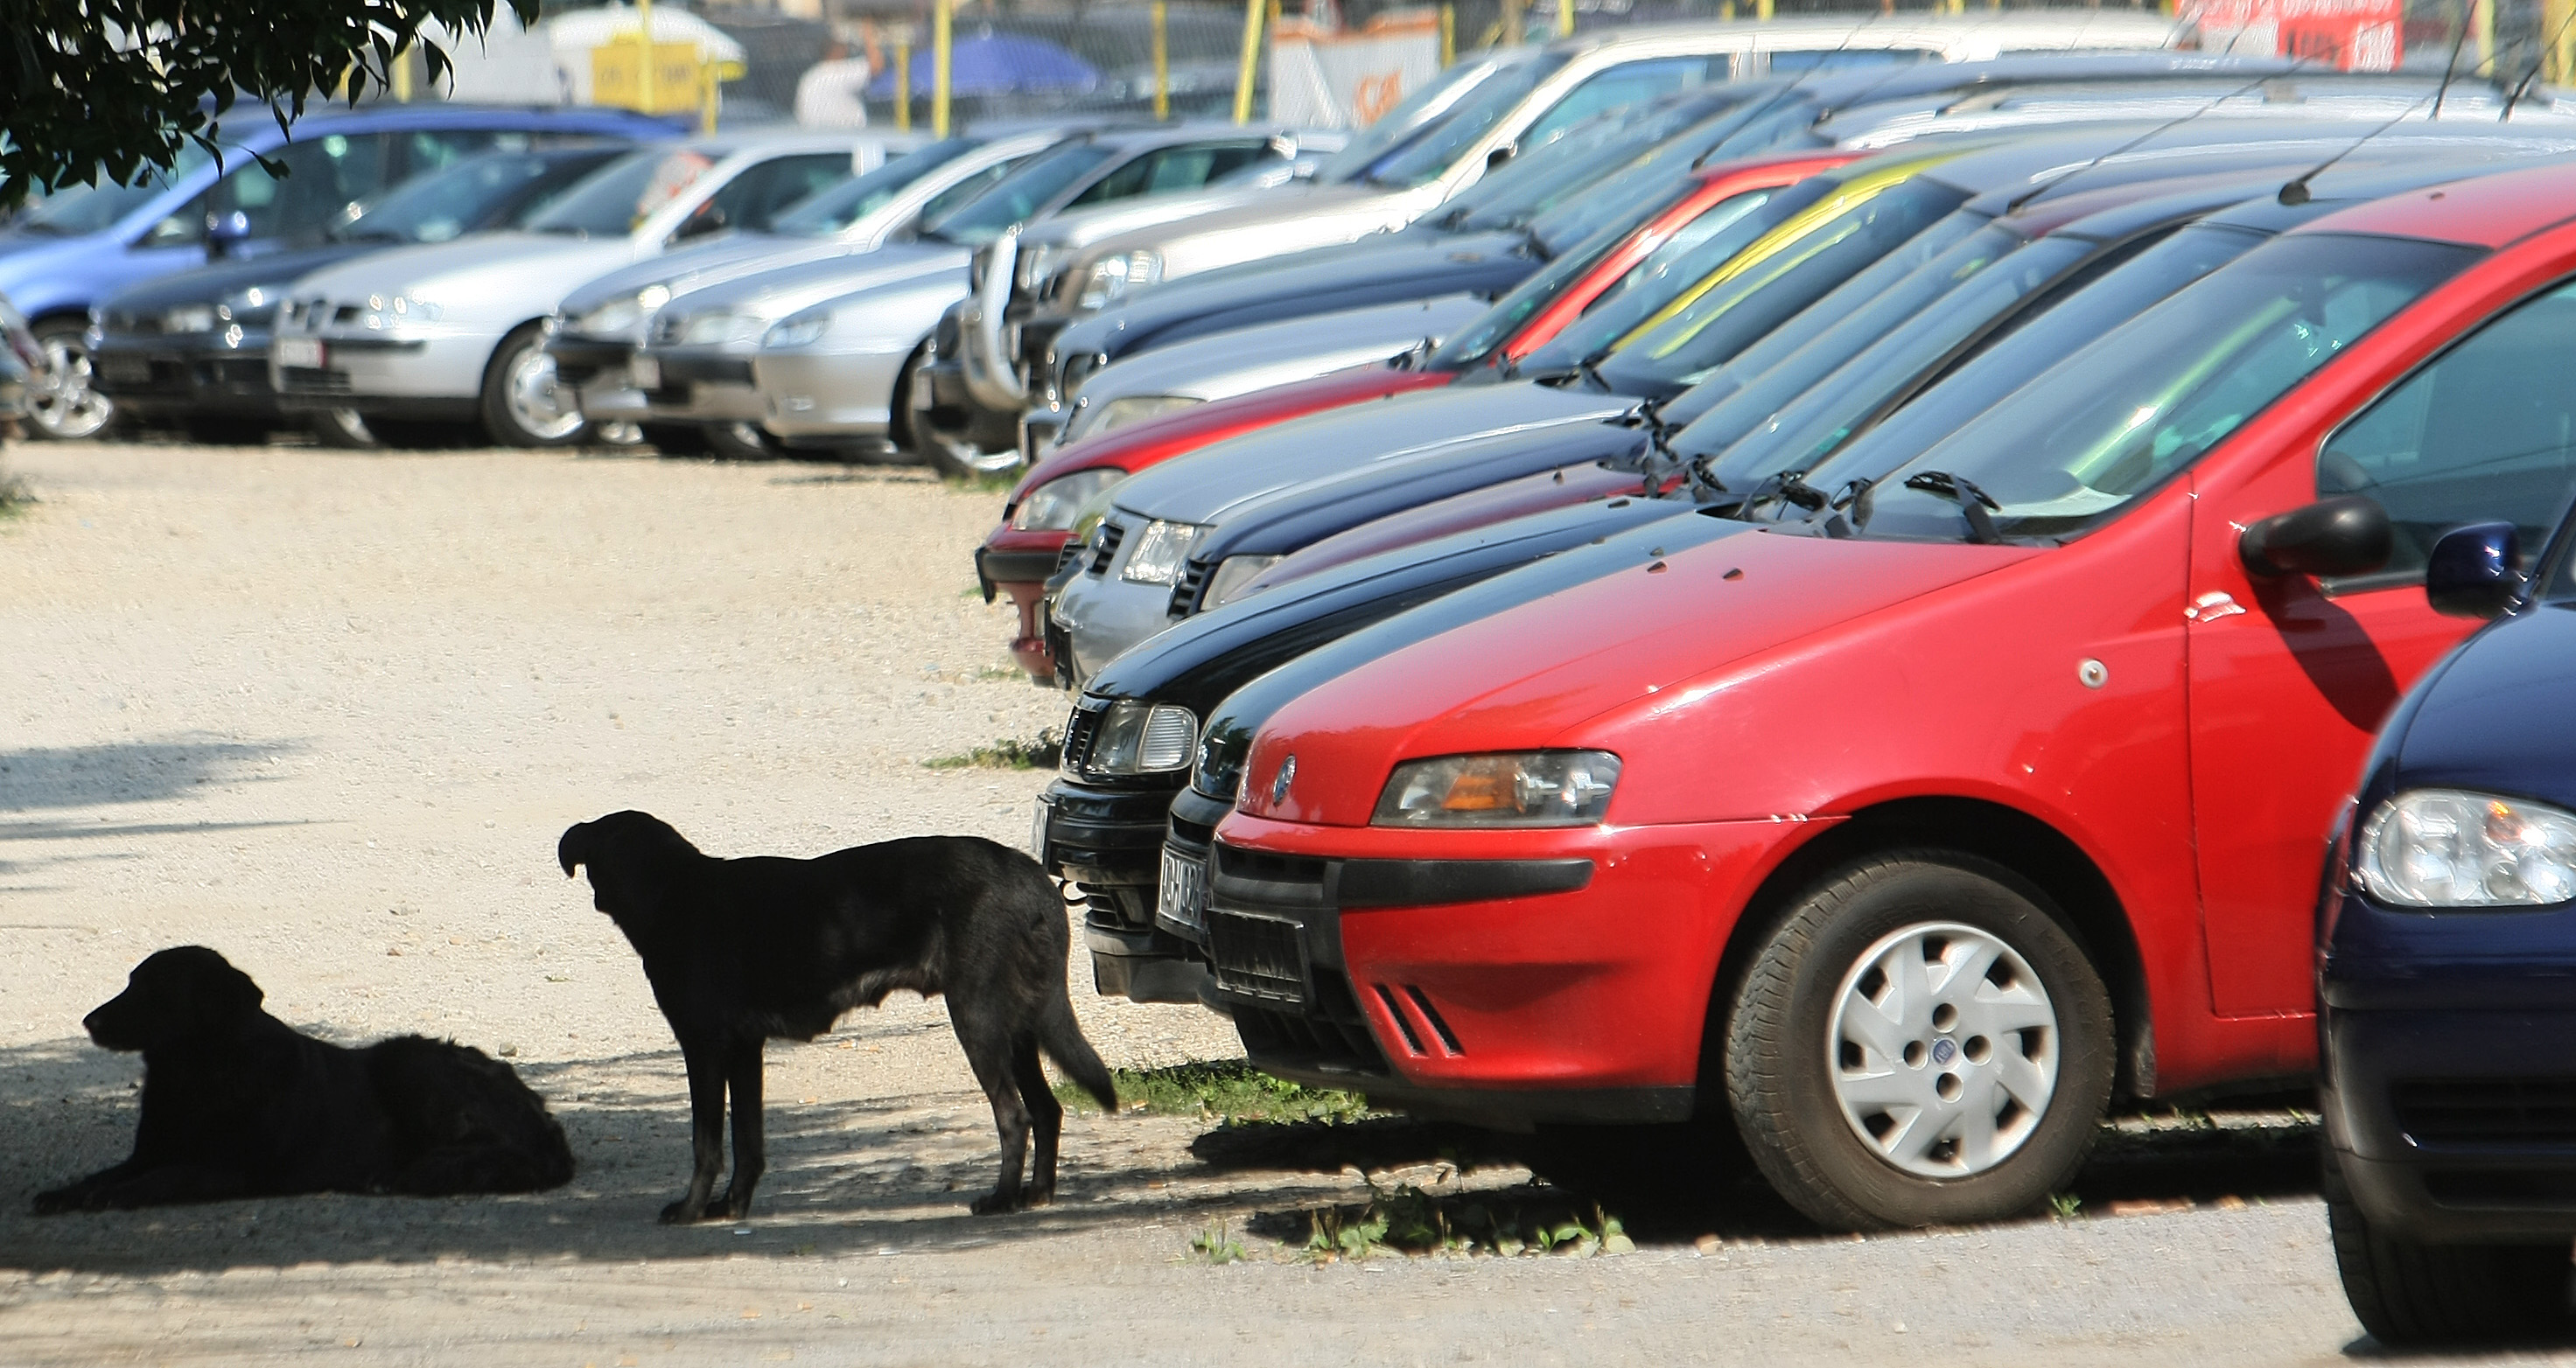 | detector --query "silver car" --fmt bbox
[976,12,2193,424]
[750,125,1335,461]
[270,130,920,447]
[549,129,1078,456]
